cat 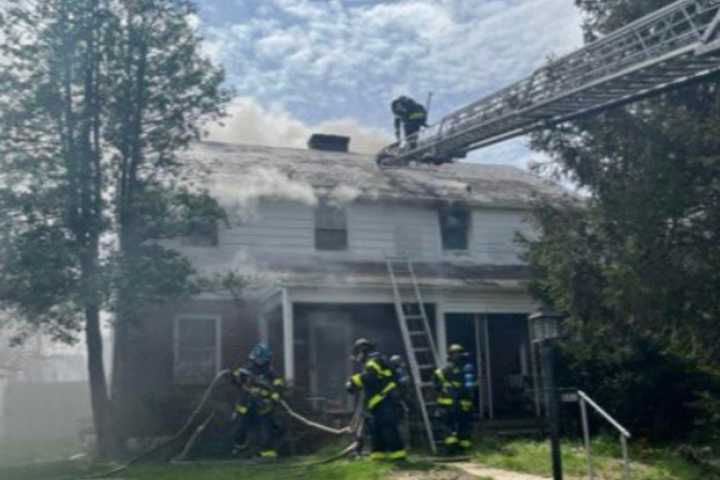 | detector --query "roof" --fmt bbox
[187,141,568,209]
